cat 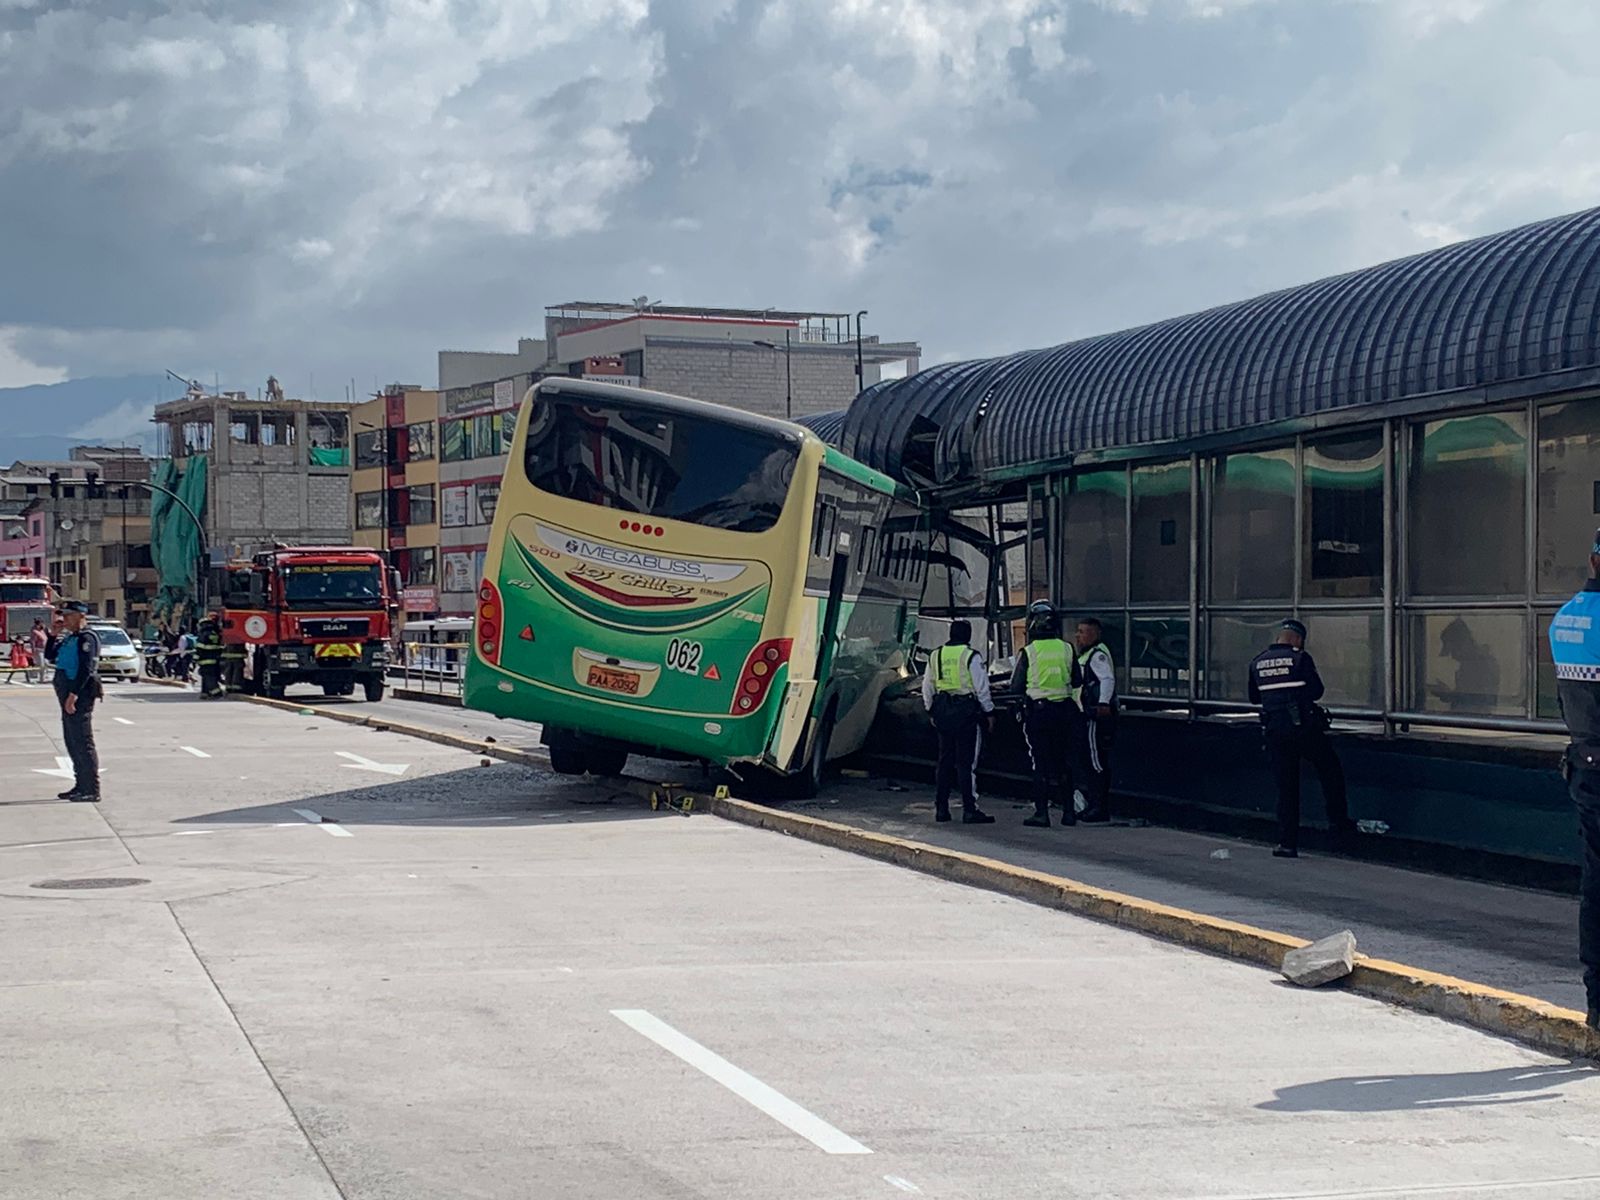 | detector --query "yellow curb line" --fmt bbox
[225,690,1600,1060]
